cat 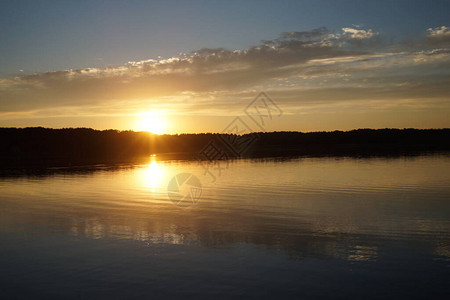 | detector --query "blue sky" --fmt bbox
[1,0,448,76]
[0,0,449,132]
